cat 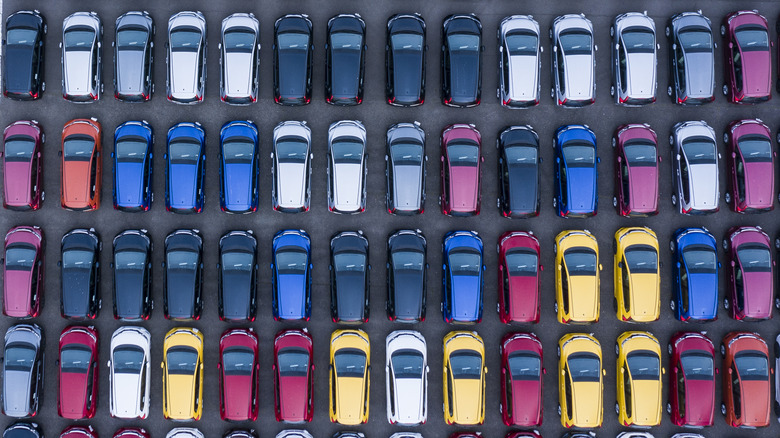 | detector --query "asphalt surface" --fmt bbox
[2,0,780,438]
